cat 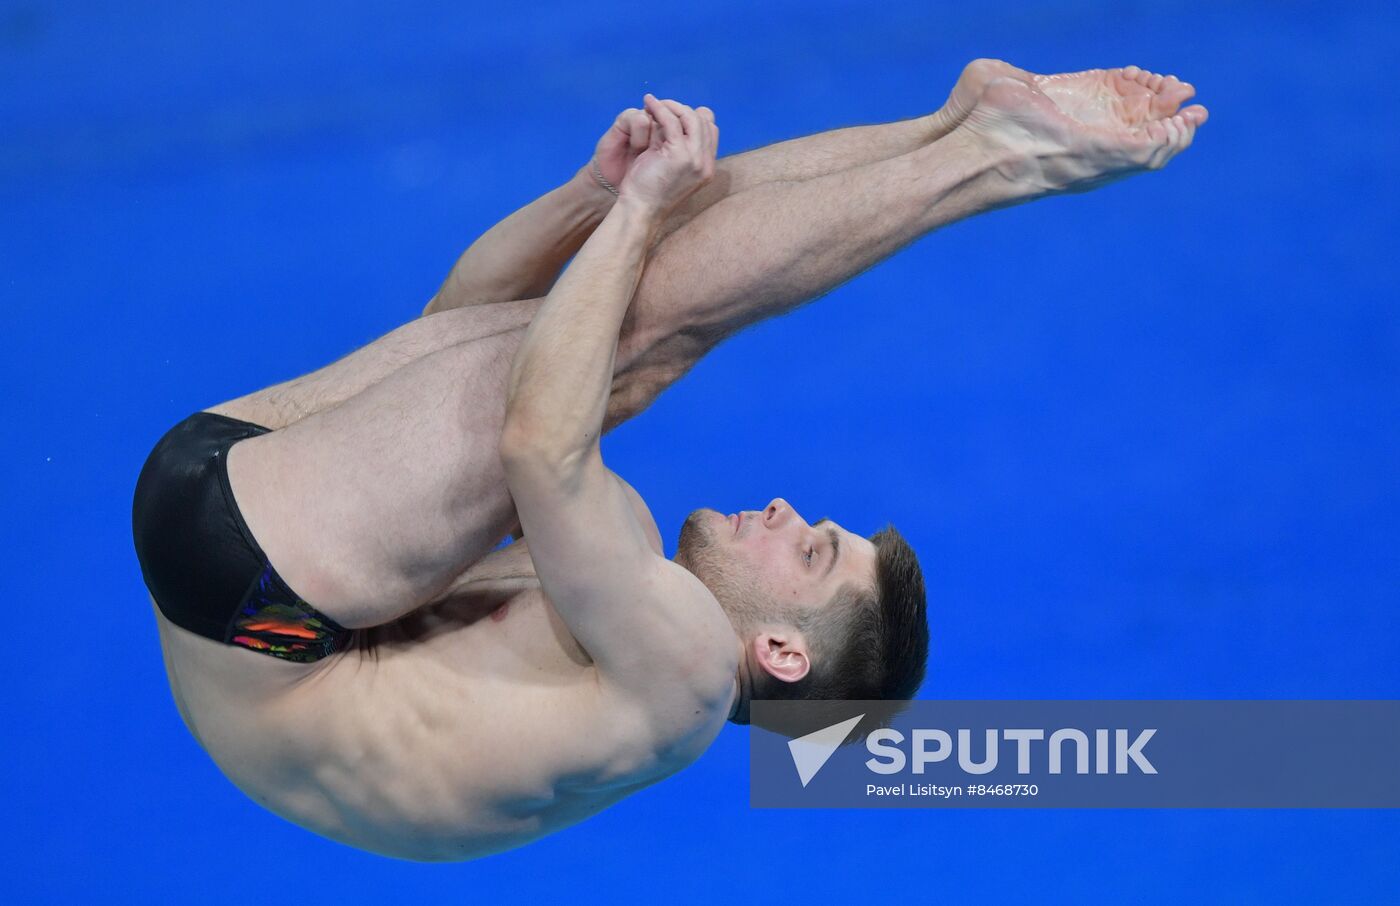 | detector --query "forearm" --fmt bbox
[426,170,615,315]
[503,198,661,457]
